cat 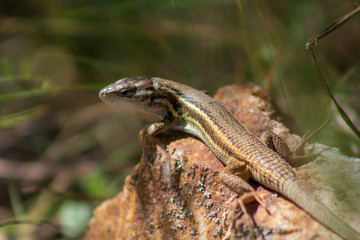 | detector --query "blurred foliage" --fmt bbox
[0,0,359,239]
